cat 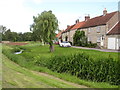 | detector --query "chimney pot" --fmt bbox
[85,15,90,21]
[67,25,70,28]
[75,19,79,24]
[103,8,107,16]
